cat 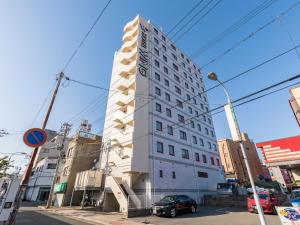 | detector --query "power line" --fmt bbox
[191,0,277,59]
[62,0,112,71]
[201,0,300,68]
